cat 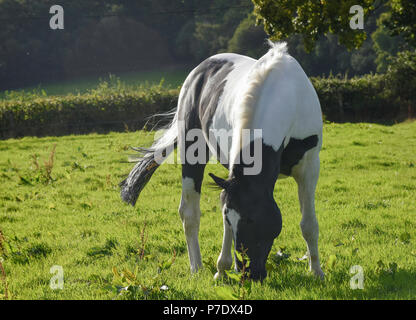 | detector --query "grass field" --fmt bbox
[0,121,415,300]
[0,67,188,98]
